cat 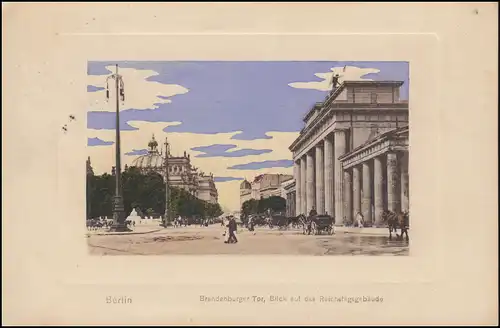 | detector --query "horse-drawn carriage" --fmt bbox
[268,213,289,230]
[247,214,267,227]
[309,215,334,235]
